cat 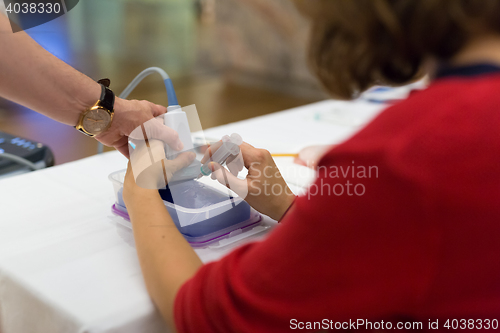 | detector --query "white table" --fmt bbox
[0,99,385,333]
